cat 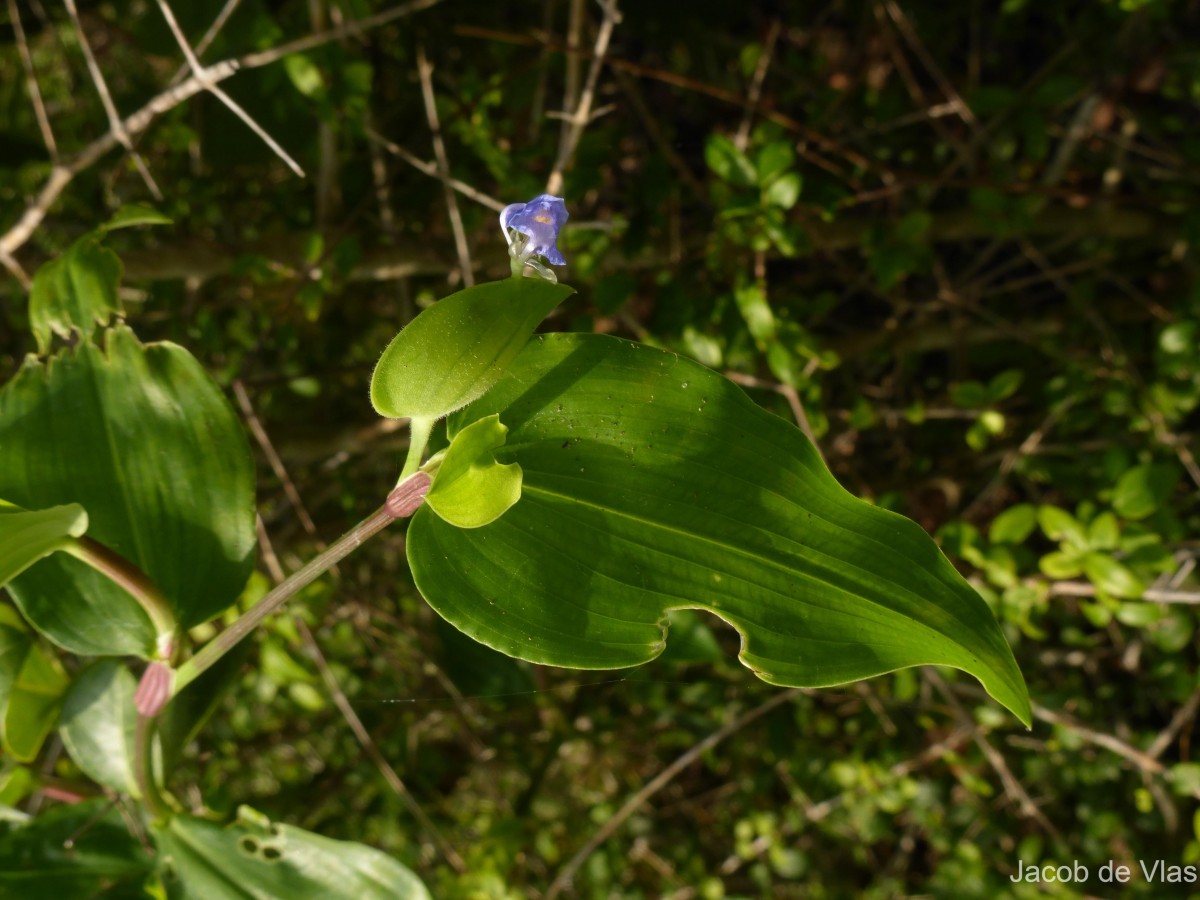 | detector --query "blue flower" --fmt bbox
[500,194,569,266]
